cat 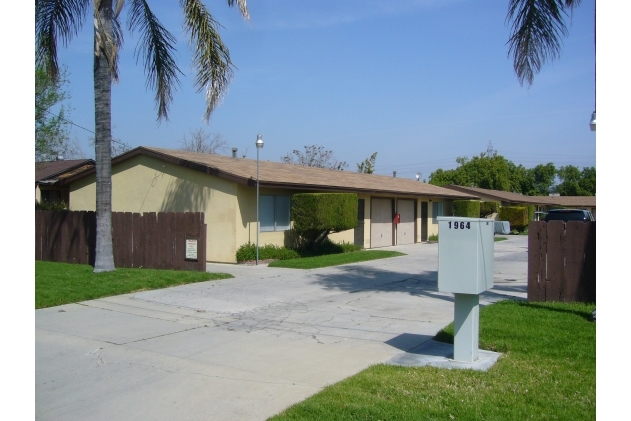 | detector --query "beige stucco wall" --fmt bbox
[70,154,240,263]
